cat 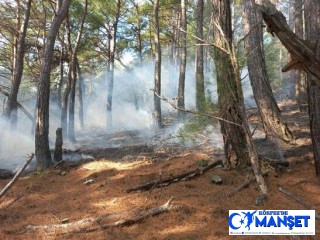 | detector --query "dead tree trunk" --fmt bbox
[242,0,293,143]
[54,128,63,162]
